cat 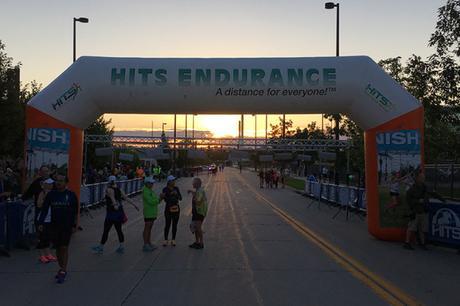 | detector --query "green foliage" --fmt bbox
[84,116,115,170]
[341,117,364,171]
[429,0,460,57]
[378,54,460,162]
[292,121,329,140]
[269,116,295,138]
[0,40,42,158]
